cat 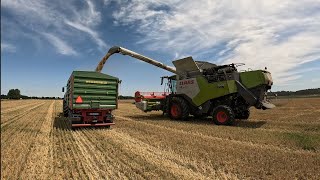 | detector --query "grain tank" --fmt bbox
[62,71,119,128]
